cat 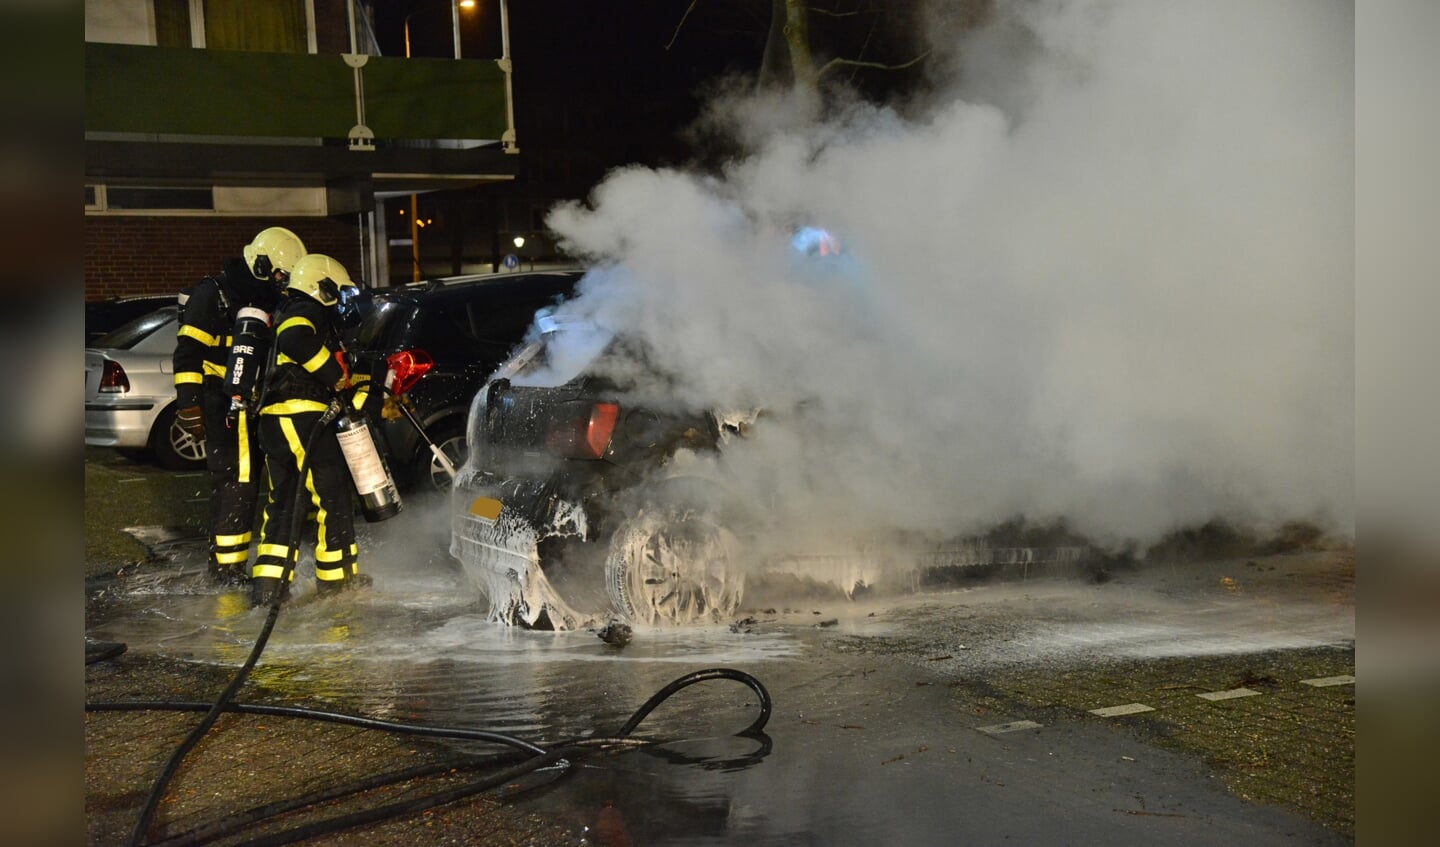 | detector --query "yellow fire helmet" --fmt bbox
[243,226,307,283]
[287,253,357,307]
